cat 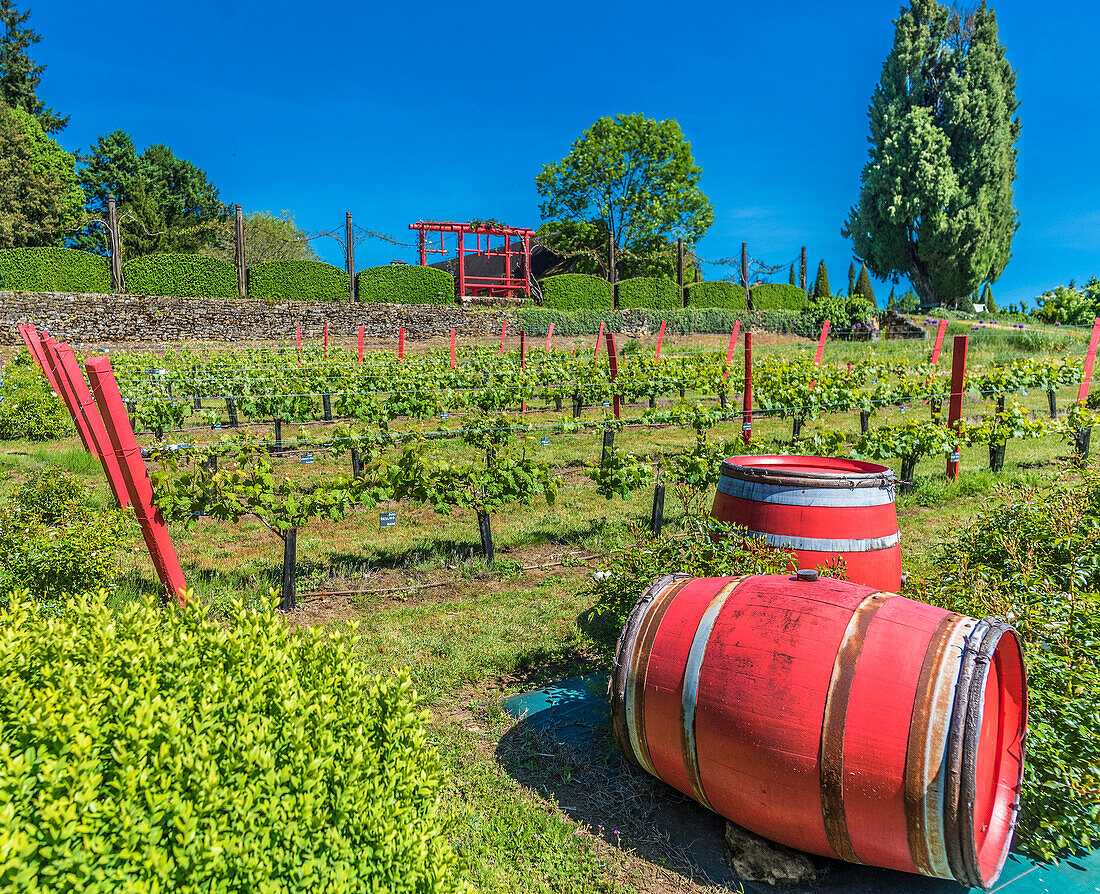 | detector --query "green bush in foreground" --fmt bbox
[616,276,680,310]
[0,364,71,441]
[0,247,111,293]
[539,273,612,310]
[248,259,350,302]
[515,306,801,337]
[0,592,466,894]
[357,264,455,304]
[122,253,237,298]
